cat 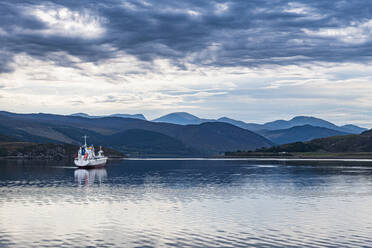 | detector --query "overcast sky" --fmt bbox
[0,0,372,126]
